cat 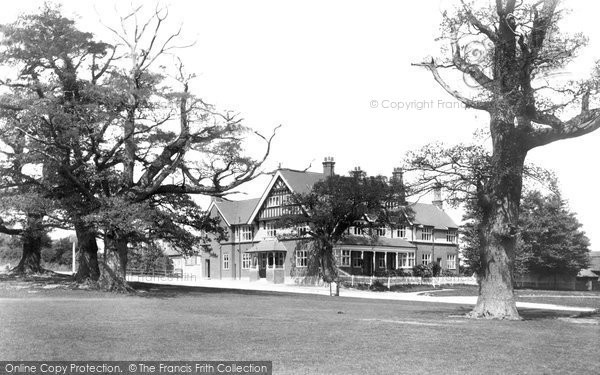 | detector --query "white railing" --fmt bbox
[338,275,477,288]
